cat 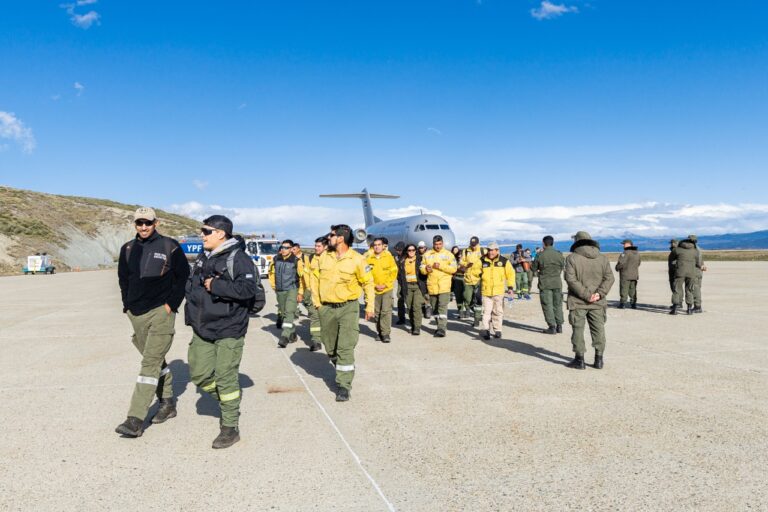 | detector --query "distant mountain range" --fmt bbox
[495,230,768,252]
